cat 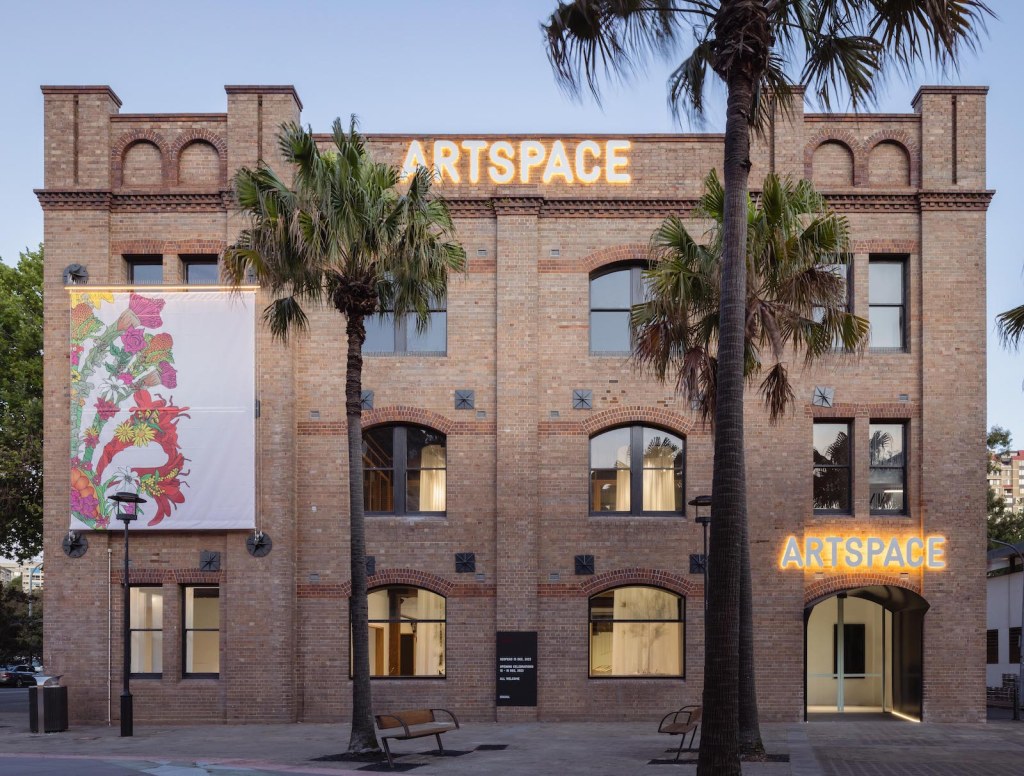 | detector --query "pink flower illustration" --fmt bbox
[84,429,100,447]
[129,293,165,328]
[121,326,146,353]
[159,361,177,388]
[95,397,118,421]
[70,344,84,366]
[118,372,134,385]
